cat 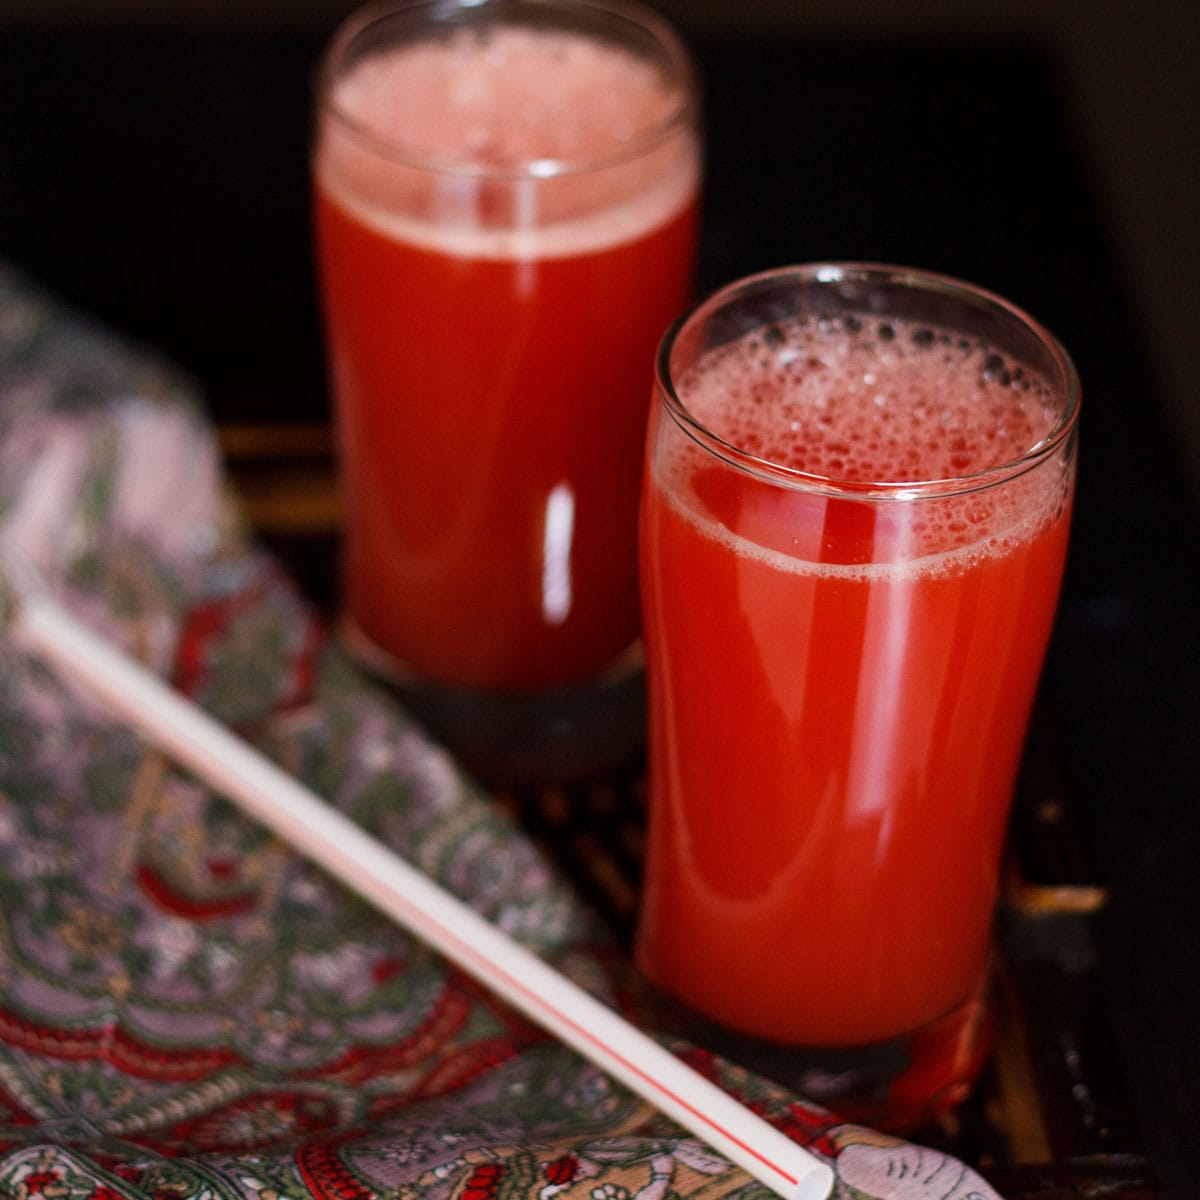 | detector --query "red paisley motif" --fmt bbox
[296,1135,374,1200]
[0,1006,243,1082]
[298,981,471,1087]
[409,1035,528,1102]
[172,569,323,712]
[173,590,255,698]
[150,1089,342,1154]
[18,1170,60,1193]
[462,1161,504,1200]
[543,1154,579,1186]
[134,862,262,919]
